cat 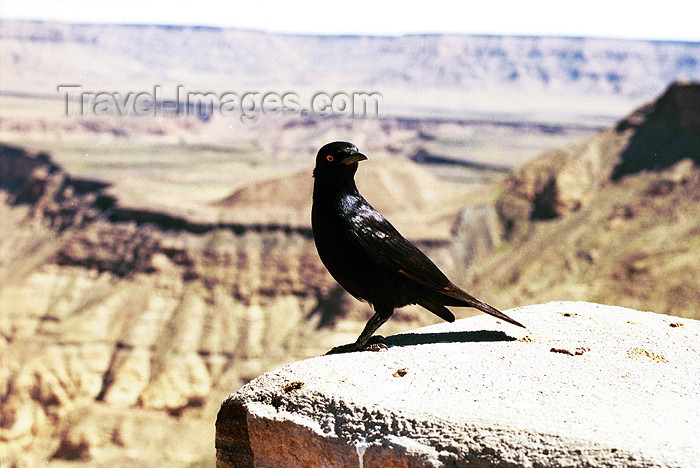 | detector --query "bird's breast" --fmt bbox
[312,199,380,300]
